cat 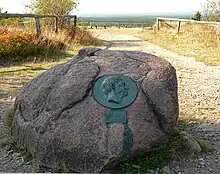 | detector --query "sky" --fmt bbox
[0,0,206,16]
